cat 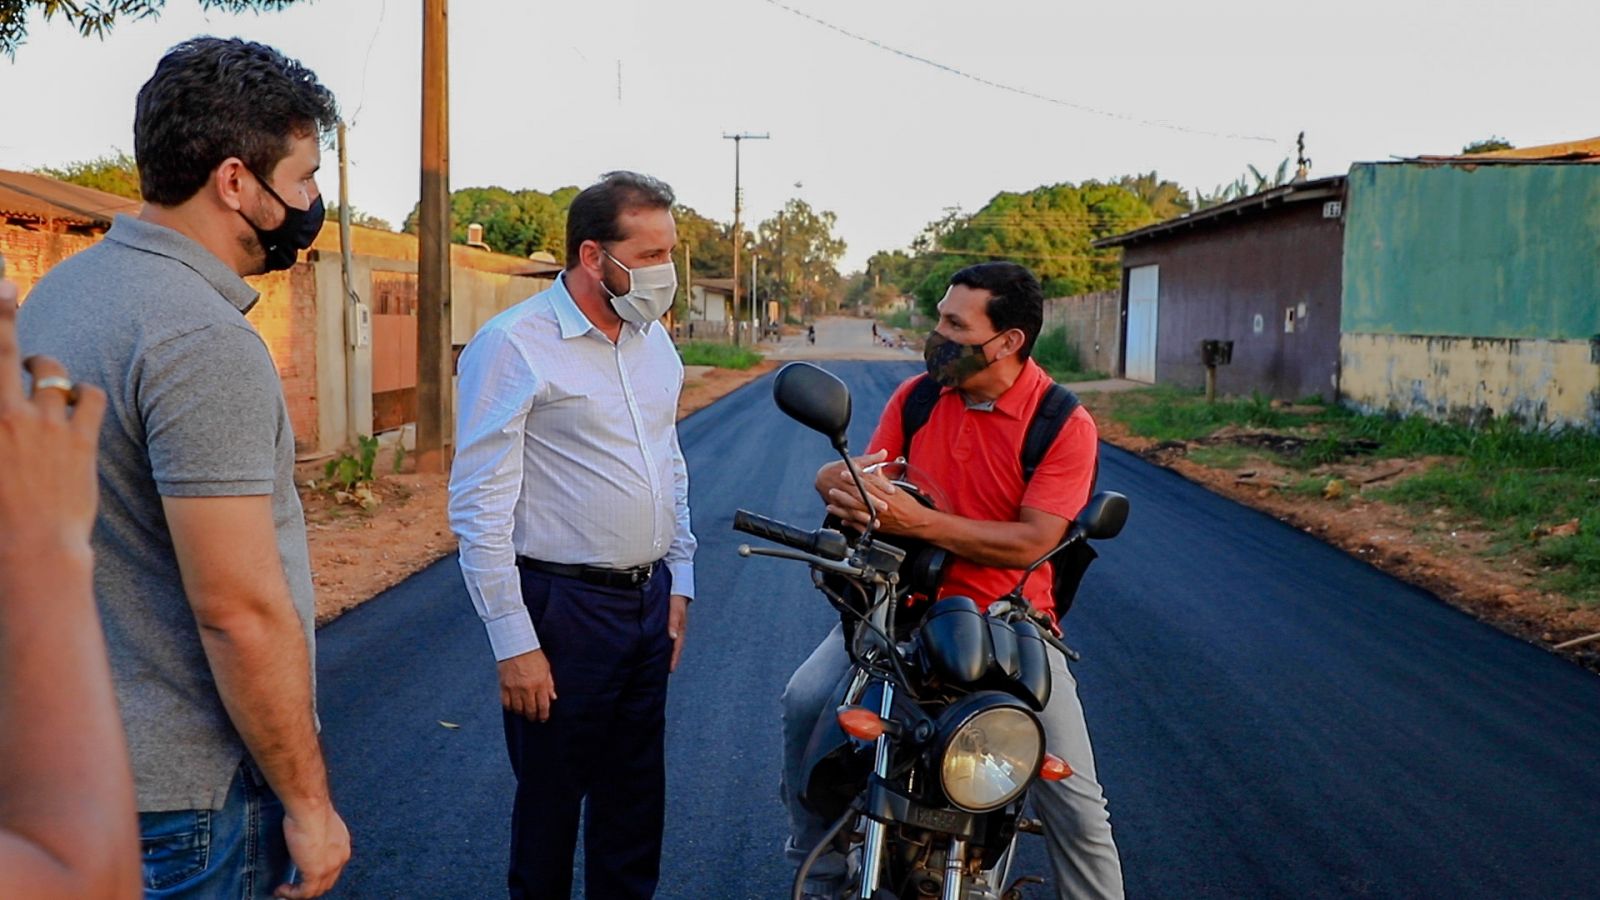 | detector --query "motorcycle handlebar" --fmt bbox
[733,509,850,561]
